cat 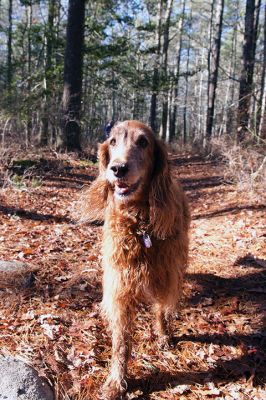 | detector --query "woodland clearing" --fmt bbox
[0,149,265,400]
